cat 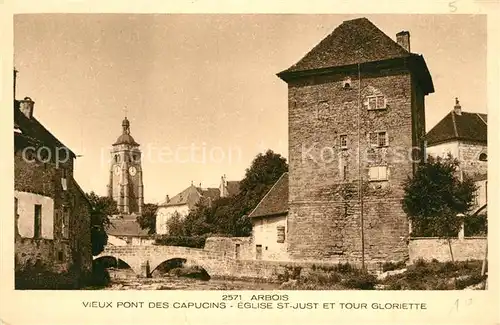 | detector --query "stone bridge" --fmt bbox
[94,245,229,277]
